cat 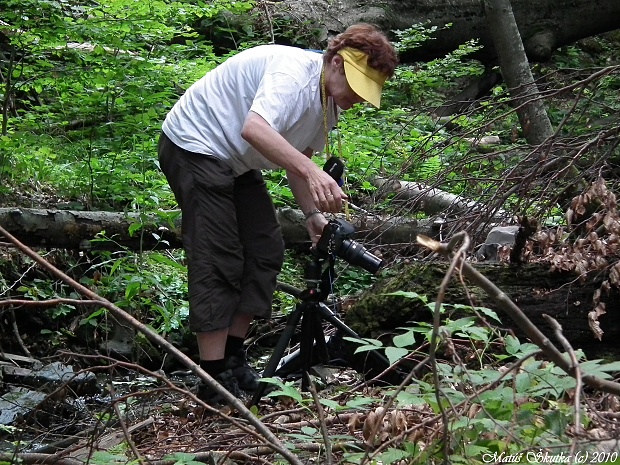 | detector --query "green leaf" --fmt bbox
[249,404,259,416]
[395,390,426,406]
[458,325,490,342]
[504,335,520,355]
[344,336,383,352]
[392,330,415,348]
[163,451,208,465]
[344,336,378,345]
[377,448,410,464]
[385,346,409,365]
[345,396,375,409]
[477,306,502,323]
[301,425,318,435]
[579,360,620,380]
[591,360,620,372]
[128,221,143,236]
[125,281,142,300]
[319,398,342,410]
[150,253,187,271]
[354,344,384,354]
[383,290,428,303]
[262,378,304,403]
[90,451,129,465]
